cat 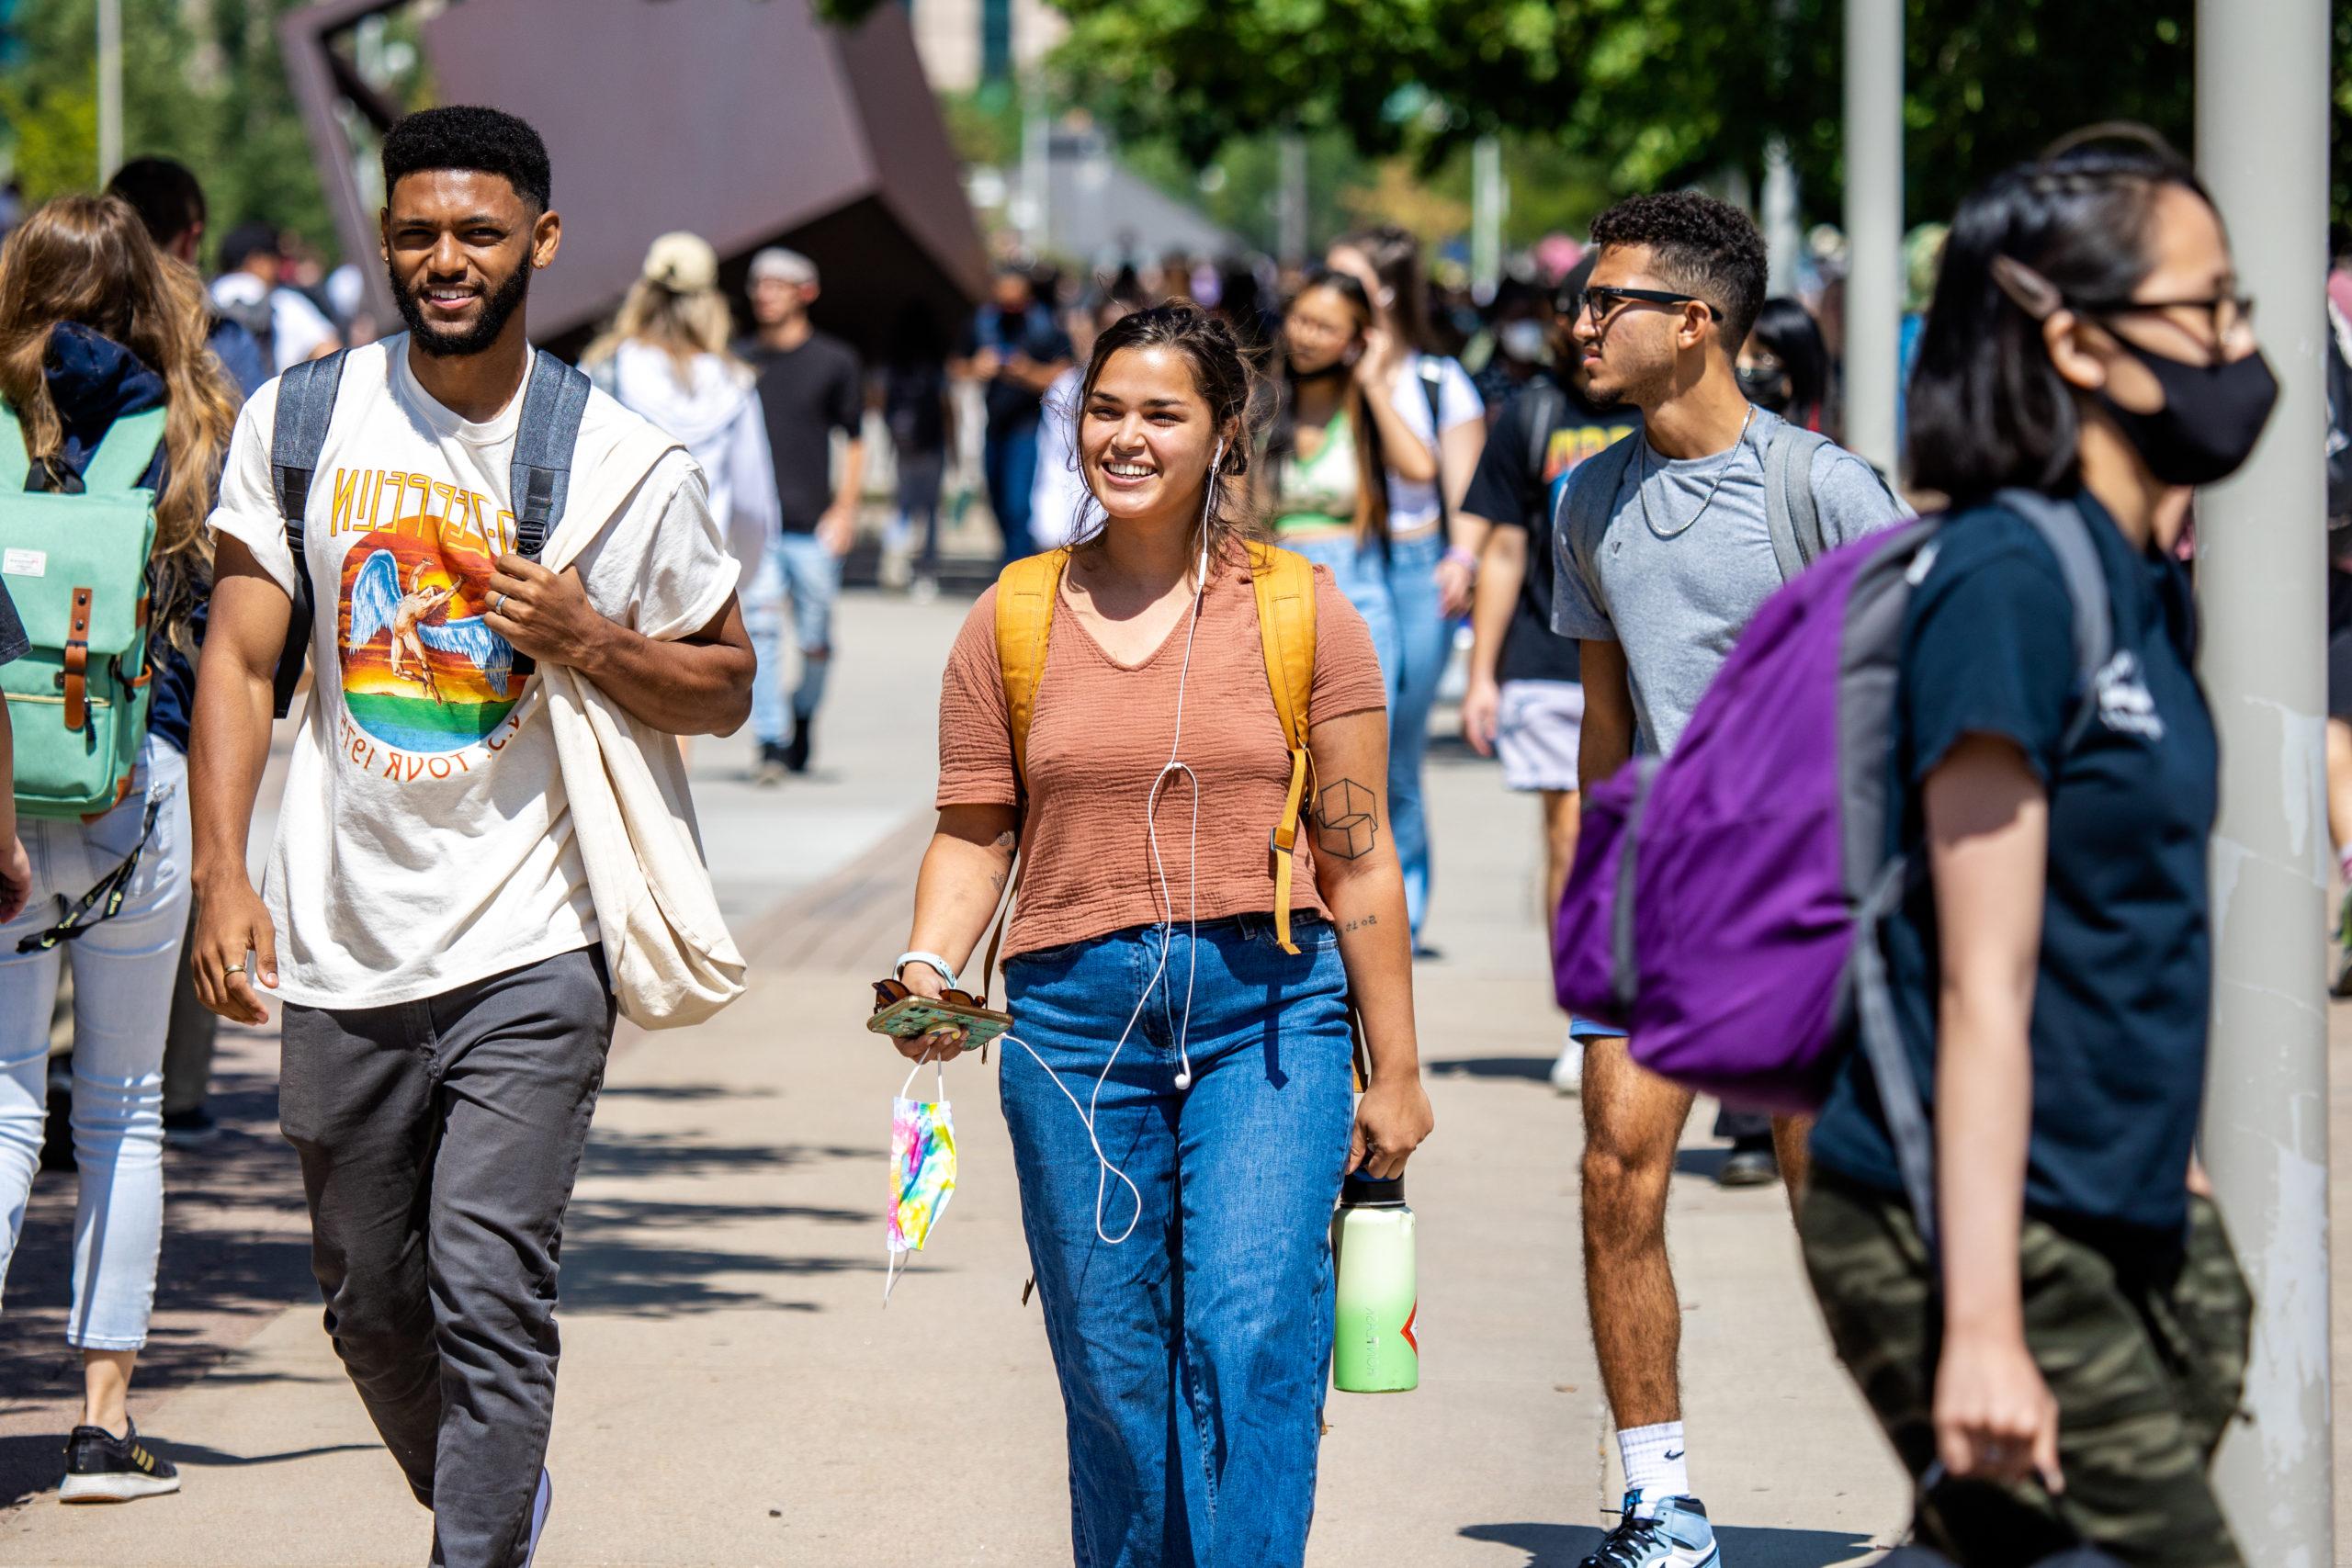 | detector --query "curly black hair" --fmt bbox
[381,105,552,212]
[1589,191,1769,351]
